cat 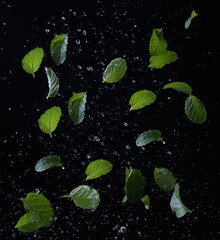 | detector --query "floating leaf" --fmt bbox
[136,130,163,147]
[50,34,68,65]
[149,51,178,69]
[184,95,207,124]
[68,92,87,124]
[15,213,41,233]
[22,47,44,77]
[21,192,54,227]
[64,185,100,210]
[45,67,60,99]
[102,58,127,83]
[163,81,192,95]
[85,159,113,180]
[170,183,192,218]
[38,106,62,137]
[149,29,167,56]
[35,155,63,172]
[129,90,157,110]
[154,167,176,192]
[185,10,198,29]
[141,195,150,210]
